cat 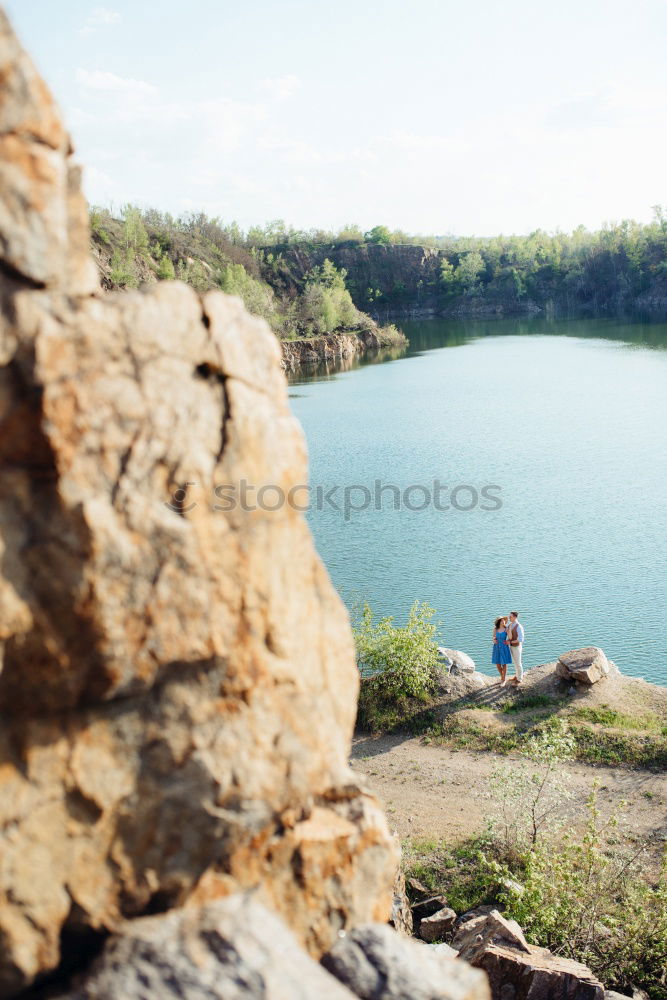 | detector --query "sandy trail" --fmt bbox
[351,733,667,845]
